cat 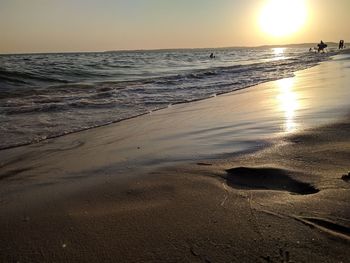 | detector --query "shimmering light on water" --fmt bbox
[273,47,285,56]
[270,47,287,62]
[276,78,299,132]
